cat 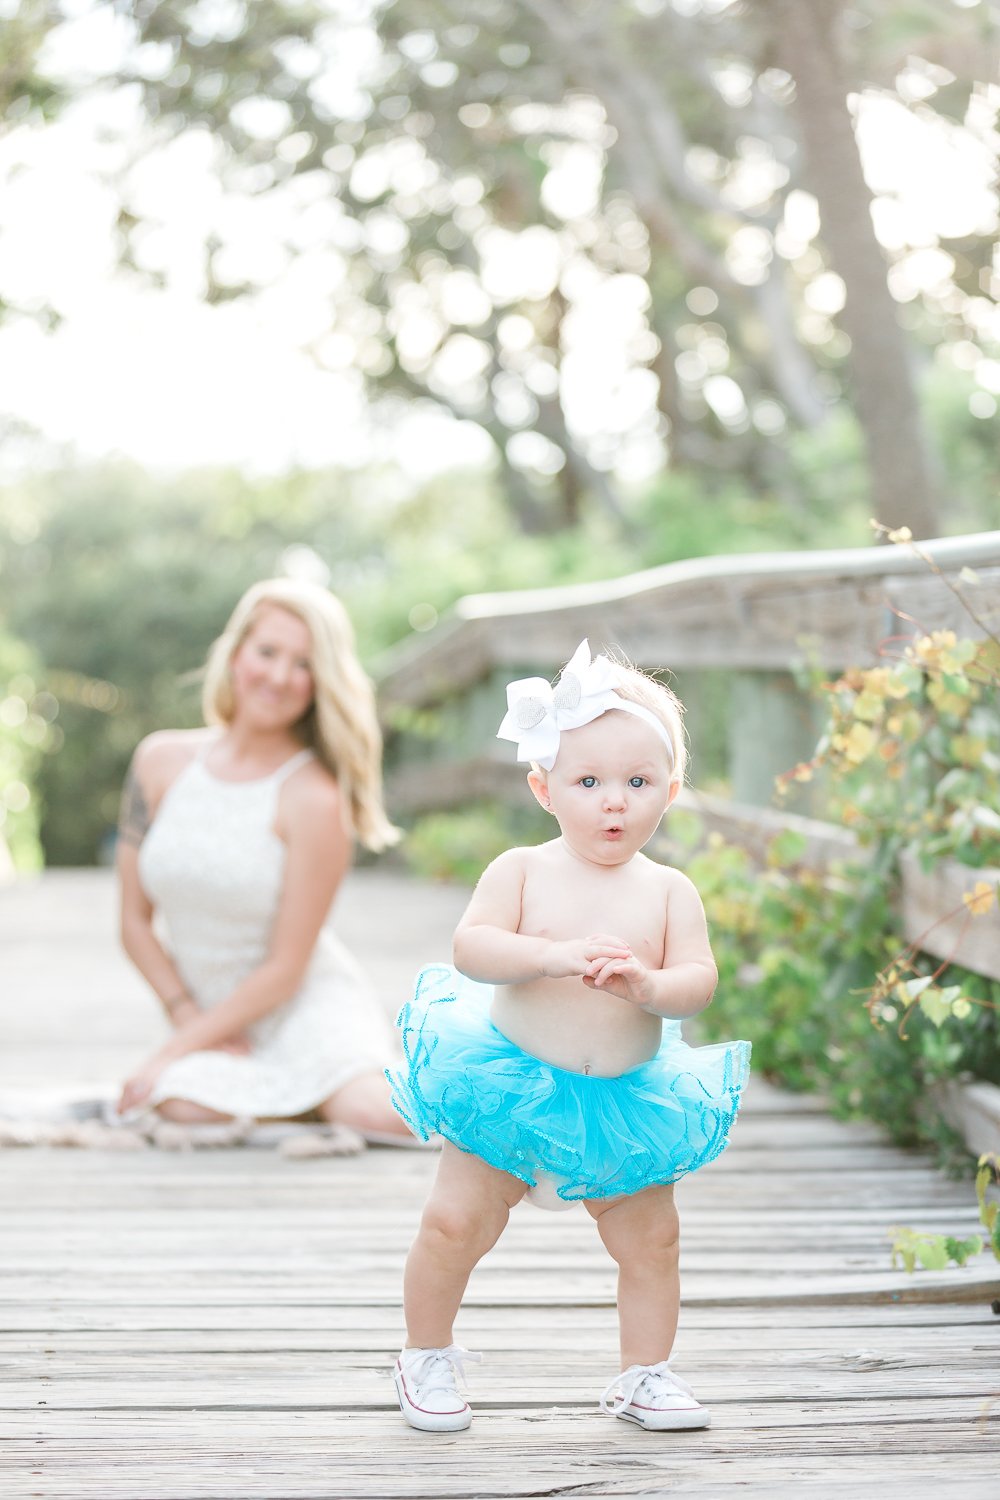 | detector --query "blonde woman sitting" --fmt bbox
[115,577,413,1144]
